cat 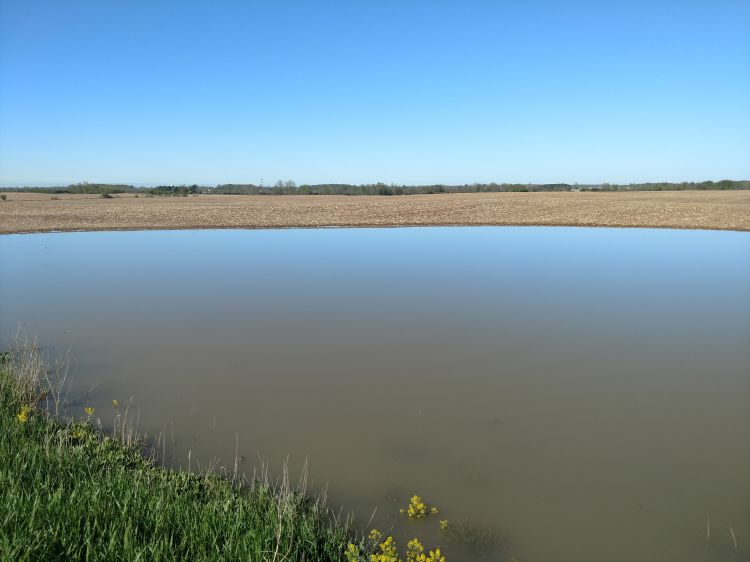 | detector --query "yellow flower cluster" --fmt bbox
[404,538,445,562]
[346,500,452,562]
[84,406,95,417]
[345,543,360,562]
[406,539,424,562]
[16,405,32,424]
[344,531,448,562]
[400,495,438,519]
[371,536,399,562]
[424,548,445,562]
